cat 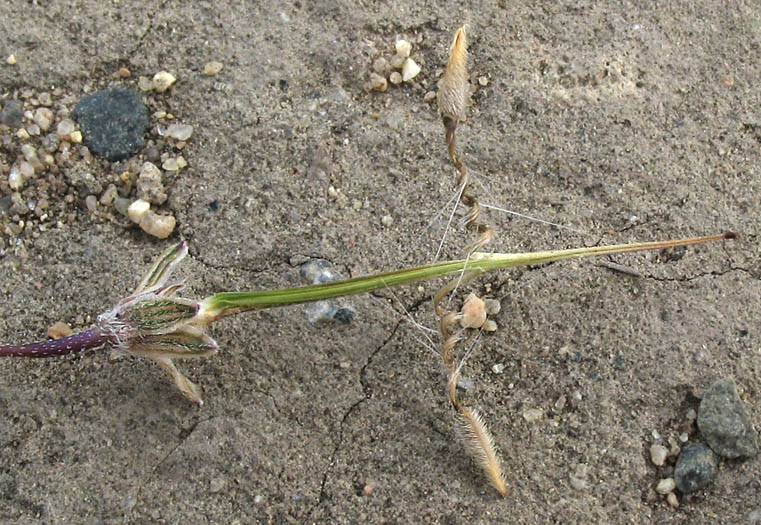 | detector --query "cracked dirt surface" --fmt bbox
[1,1,760,523]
